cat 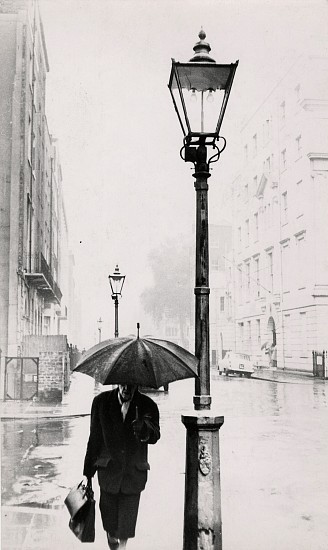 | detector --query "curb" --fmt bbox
[1,412,90,420]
